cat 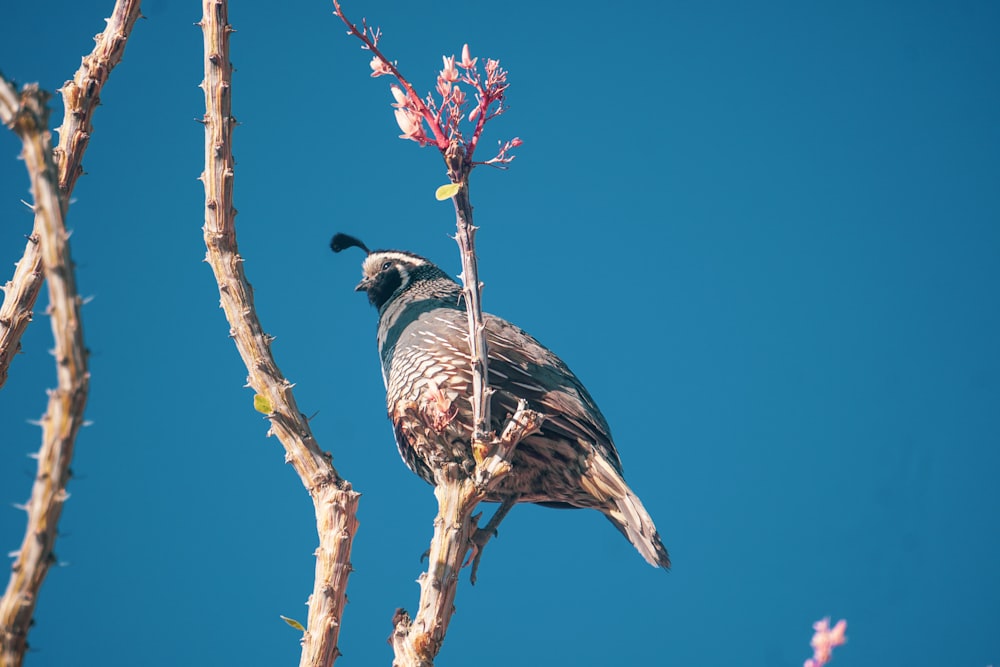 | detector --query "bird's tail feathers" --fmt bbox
[583,455,671,570]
